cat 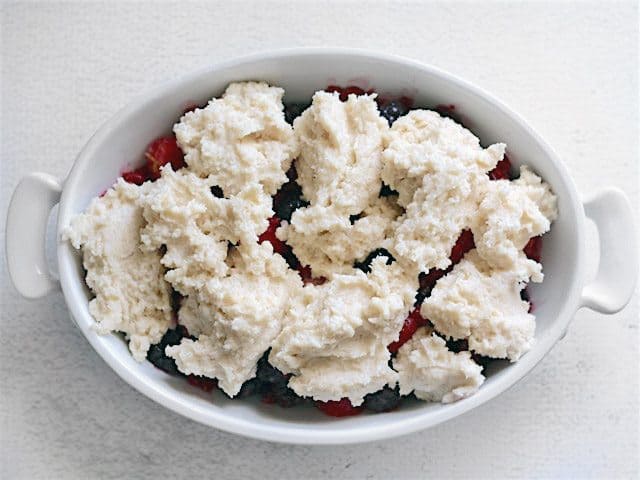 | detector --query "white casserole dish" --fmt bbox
[6,49,638,445]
